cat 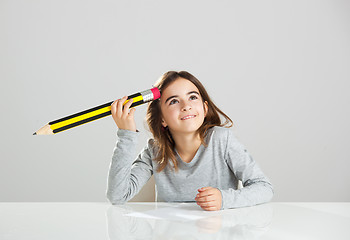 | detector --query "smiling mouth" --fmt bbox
[181,115,196,120]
